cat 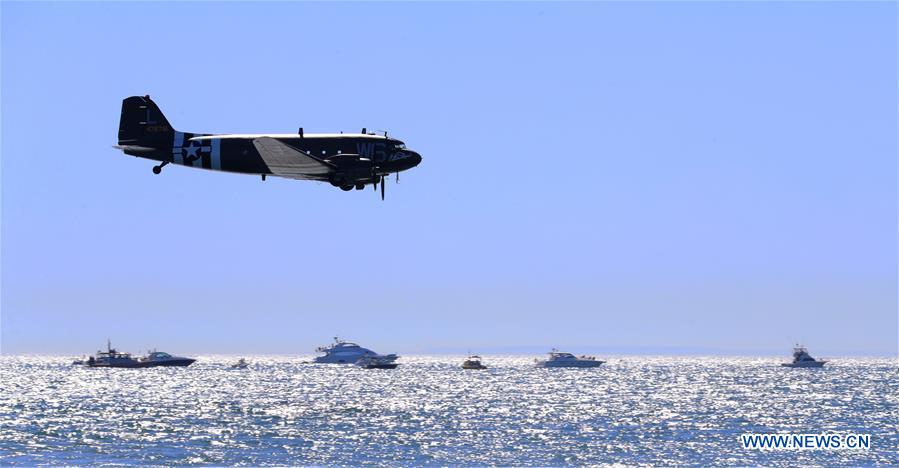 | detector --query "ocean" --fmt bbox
[1,355,896,466]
